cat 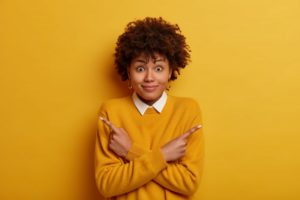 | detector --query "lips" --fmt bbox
[142,85,158,92]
